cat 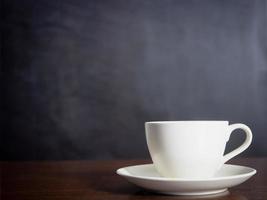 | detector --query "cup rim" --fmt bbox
[145,120,229,124]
